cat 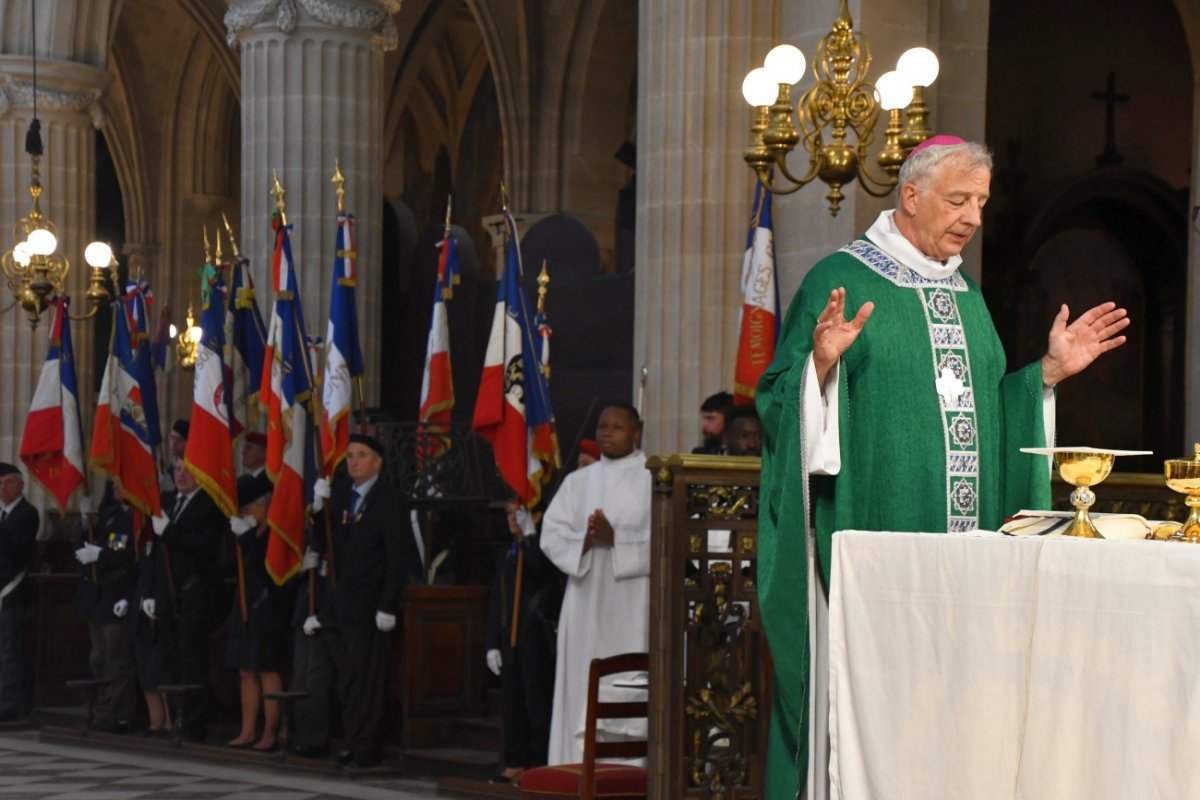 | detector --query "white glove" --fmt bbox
[113,599,129,618]
[303,615,321,636]
[229,515,256,536]
[375,611,396,632]
[141,598,157,620]
[151,513,169,535]
[302,548,319,571]
[78,495,92,515]
[486,648,502,676]
[312,478,331,512]
[515,506,537,539]
[74,543,102,565]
